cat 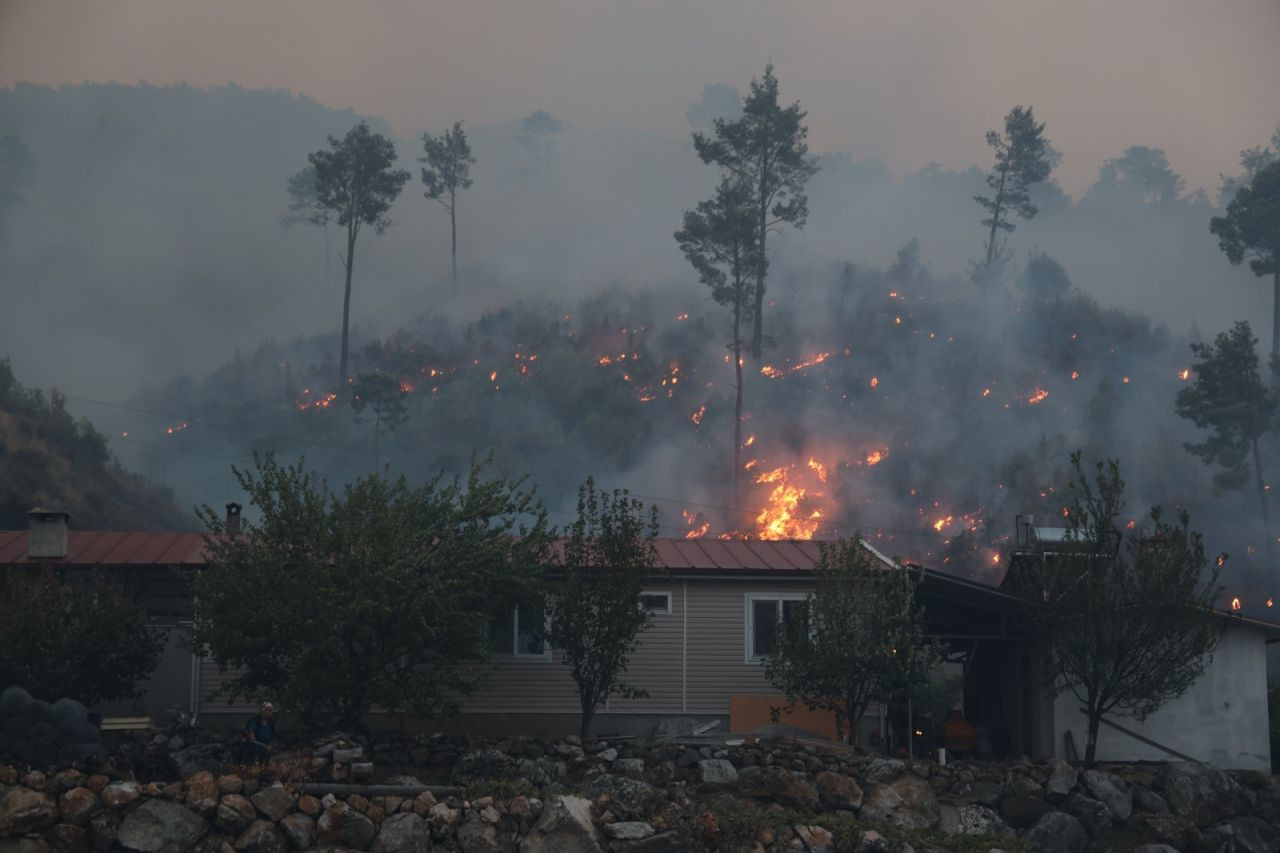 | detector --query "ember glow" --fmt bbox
[690,405,706,425]
[1232,597,1242,611]
[864,448,888,466]
[164,422,189,435]
[1178,368,1191,380]
[759,351,833,379]
[1027,388,1049,405]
